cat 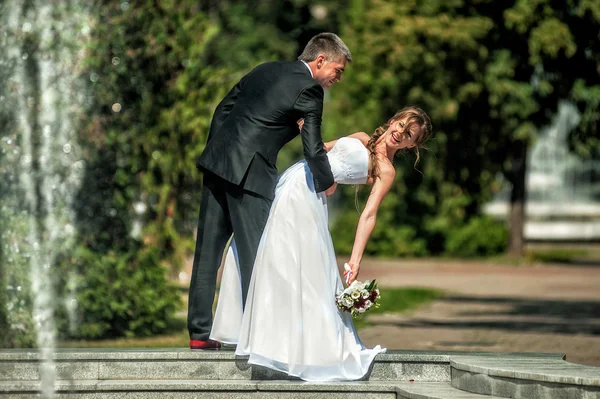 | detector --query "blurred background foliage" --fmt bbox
[0,0,598,342]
